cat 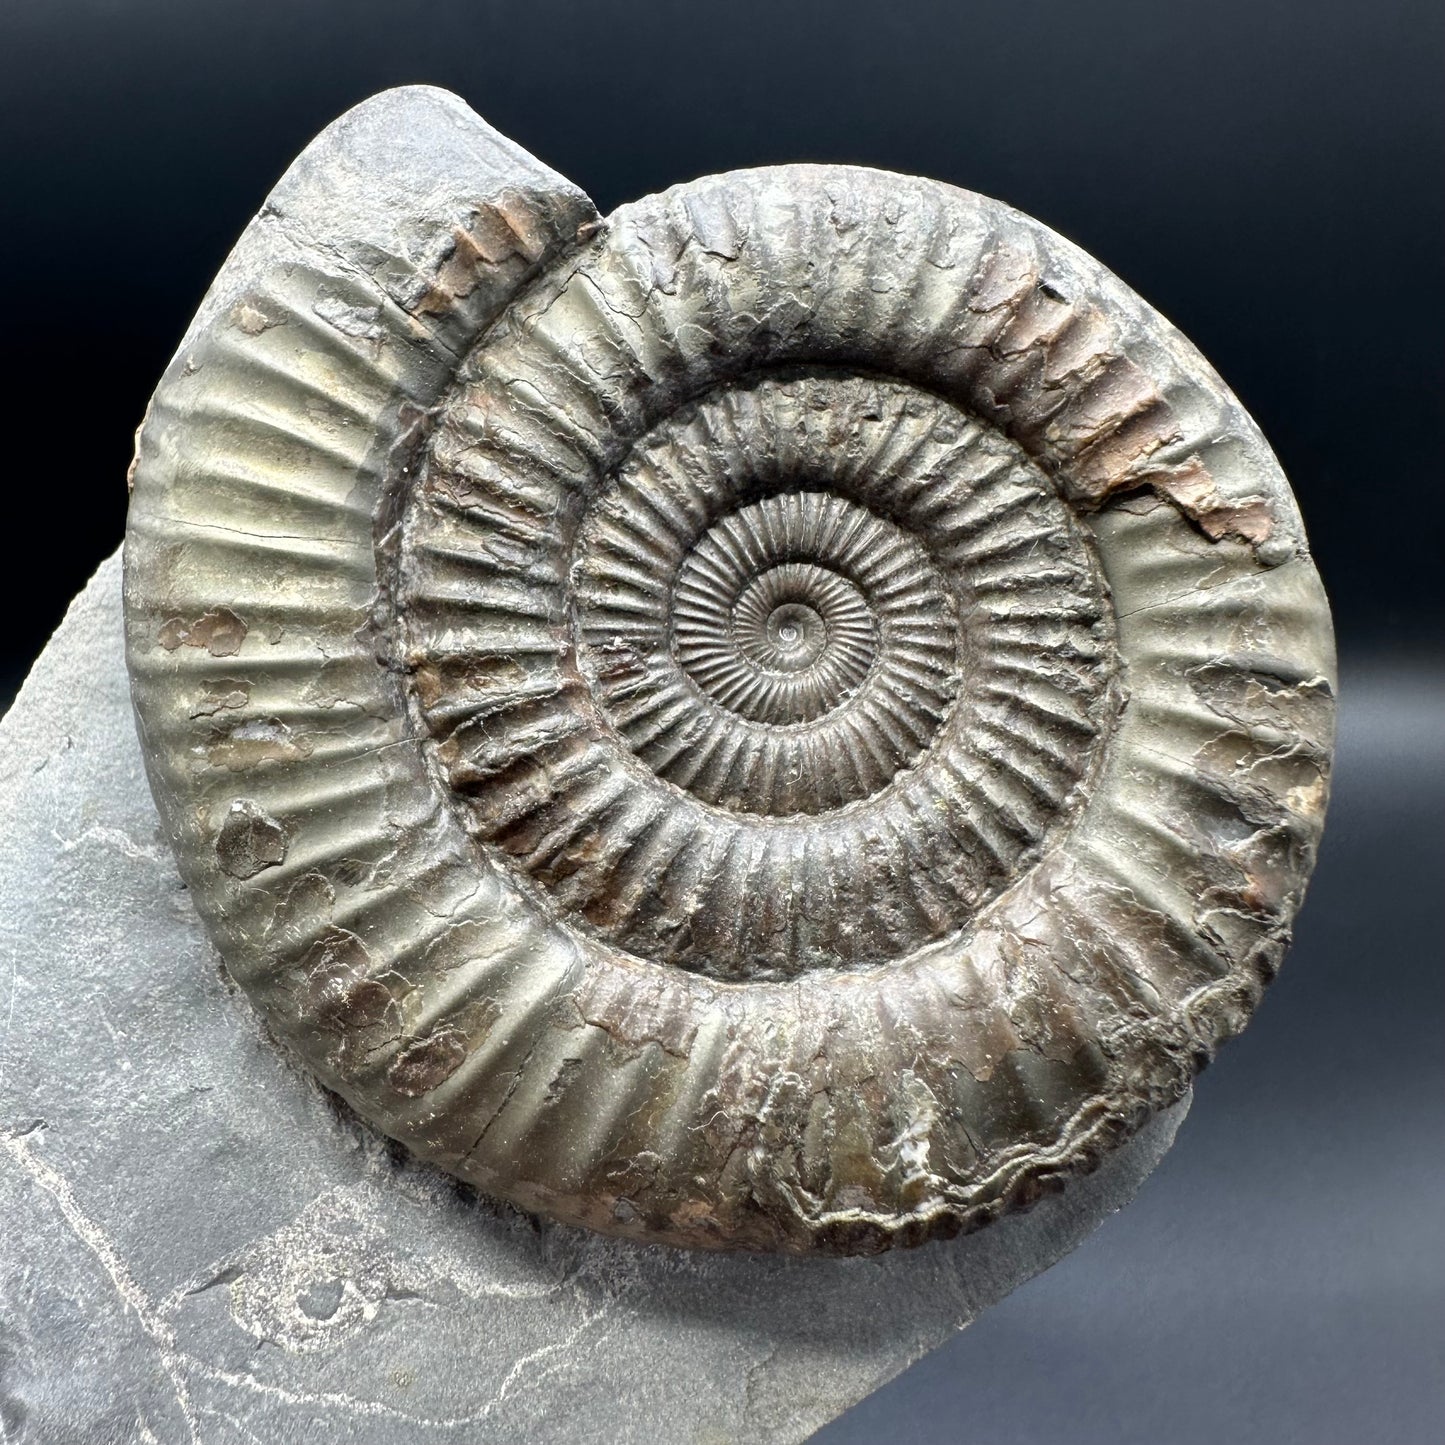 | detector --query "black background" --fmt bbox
[2,0,1442,692]
[2,3,1441,1441]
